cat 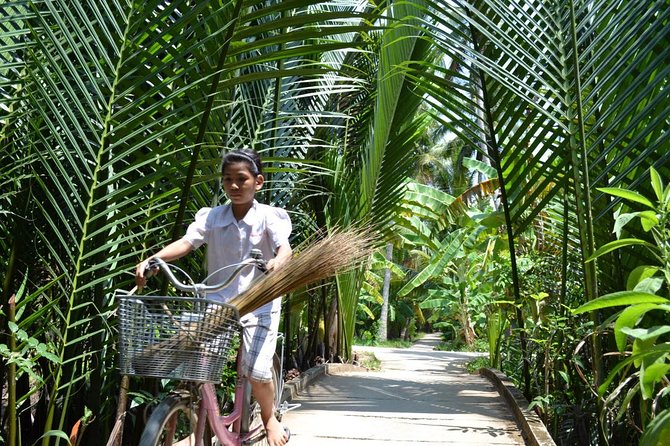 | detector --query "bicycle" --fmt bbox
[117,250,297,446]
